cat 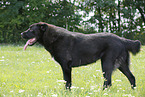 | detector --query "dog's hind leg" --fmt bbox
[101,57,114,90]
[118,52,136,89]
[118,64,136,89]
